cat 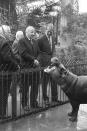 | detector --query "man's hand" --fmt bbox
[34,59,39,66]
